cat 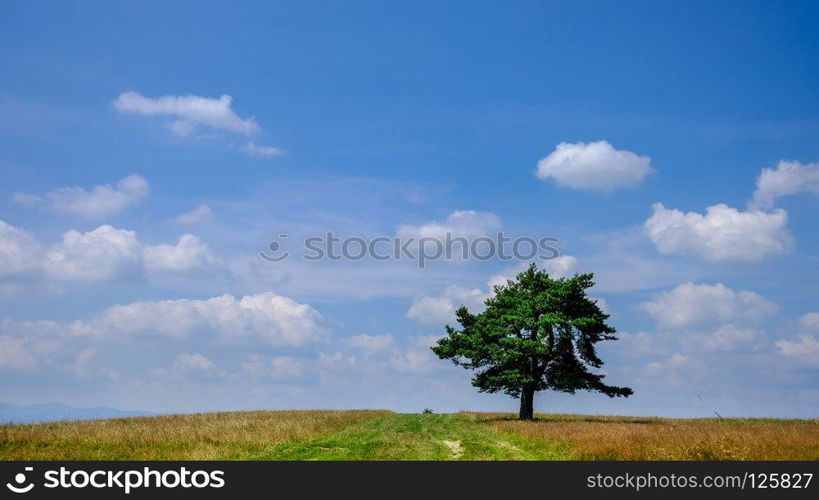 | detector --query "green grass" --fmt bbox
[260,413,570,460]
[2,410,816,460]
